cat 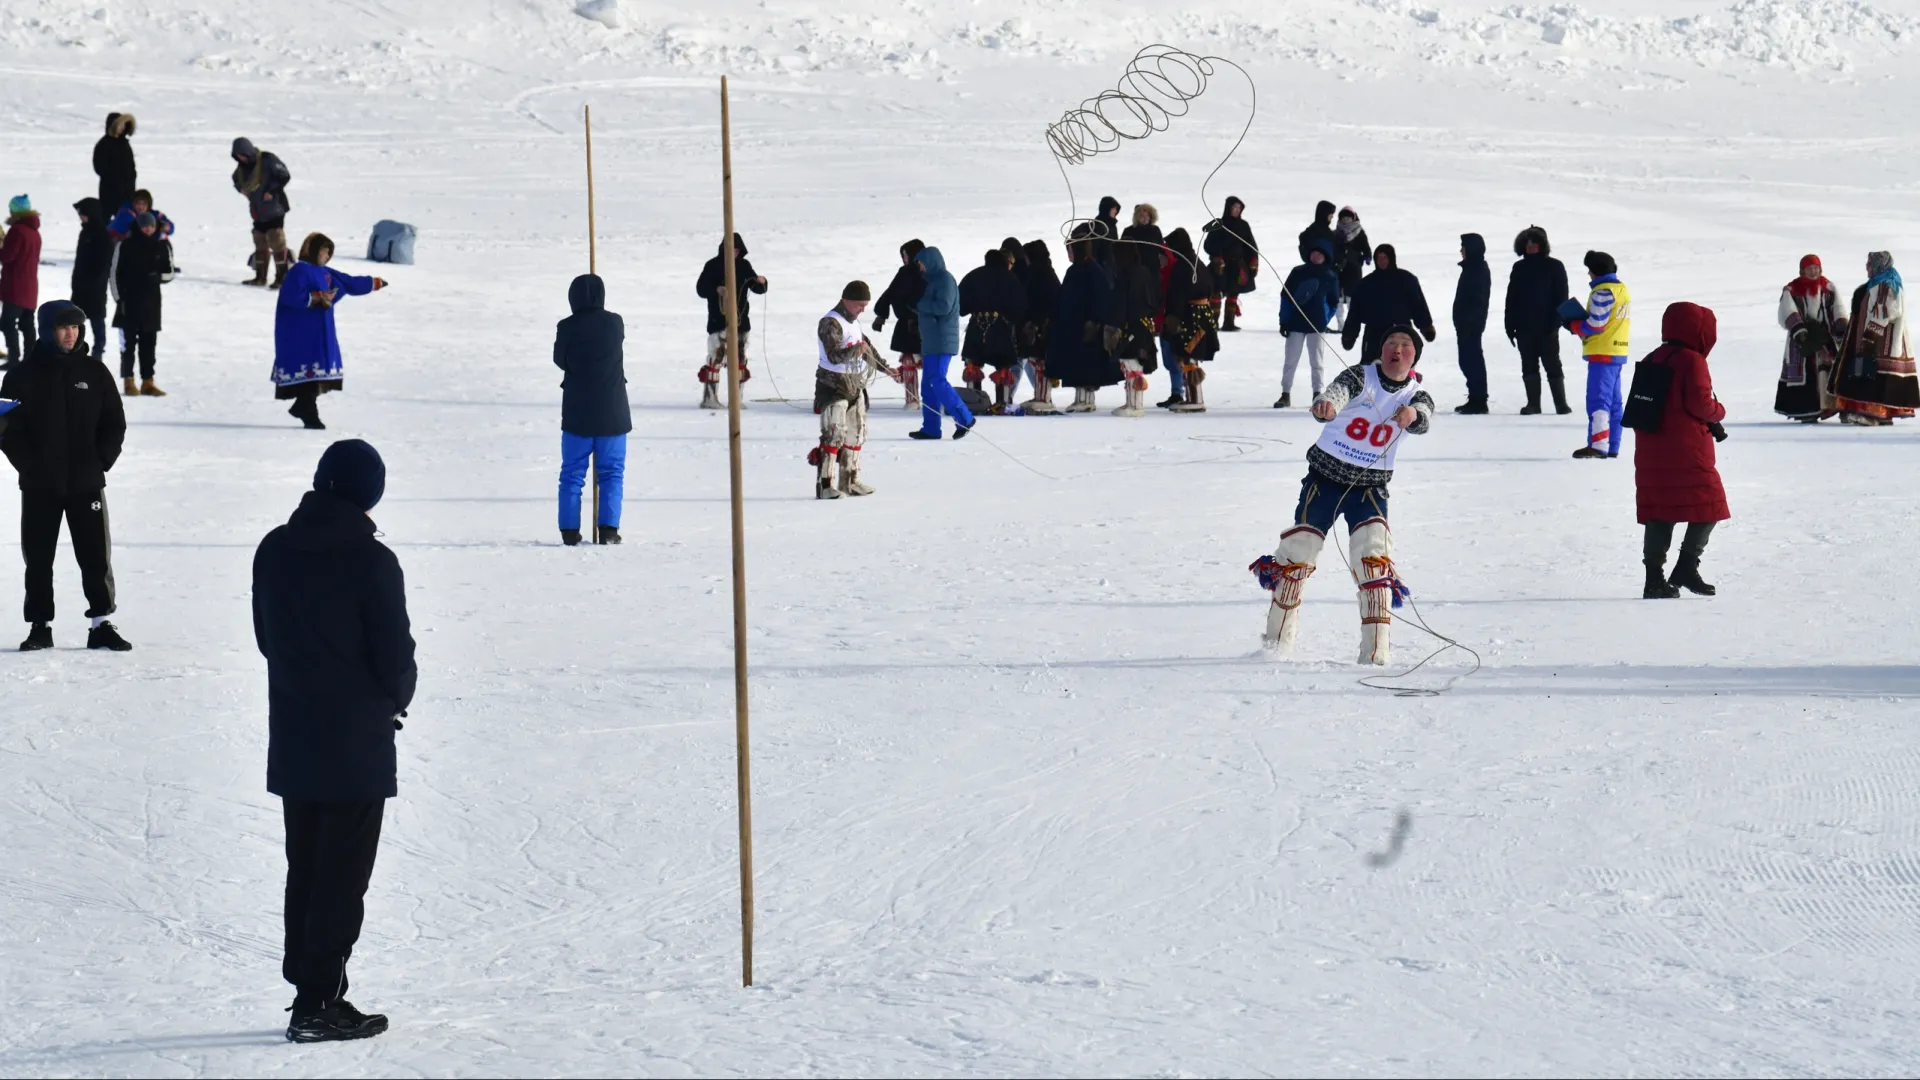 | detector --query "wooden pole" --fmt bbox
[585,104,600,543]
[719,76,755,988]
